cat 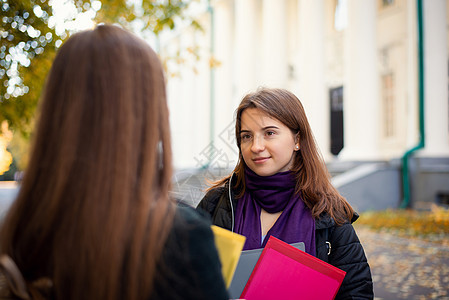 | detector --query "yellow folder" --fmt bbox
[211,225,246,288]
